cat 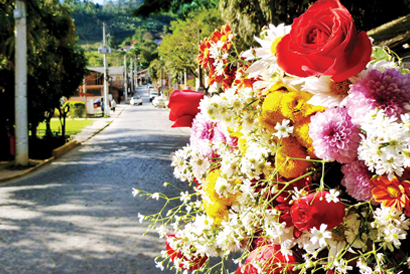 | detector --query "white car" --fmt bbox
[149,89,159,102]
[130,95,143,105]
[152,96,166,108]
